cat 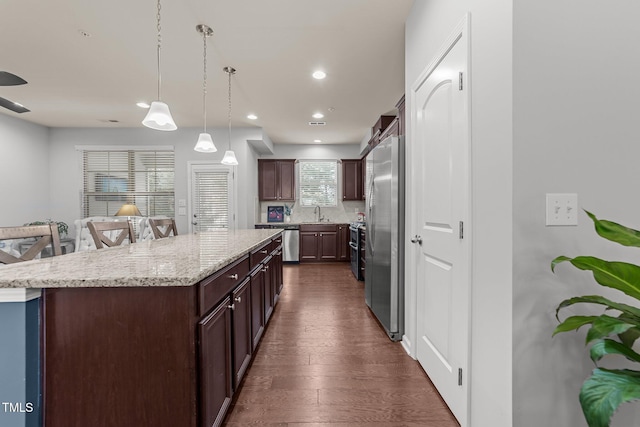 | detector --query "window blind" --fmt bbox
[193,168,231,230]
[80,149,175,218]
[299,160,338,207]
